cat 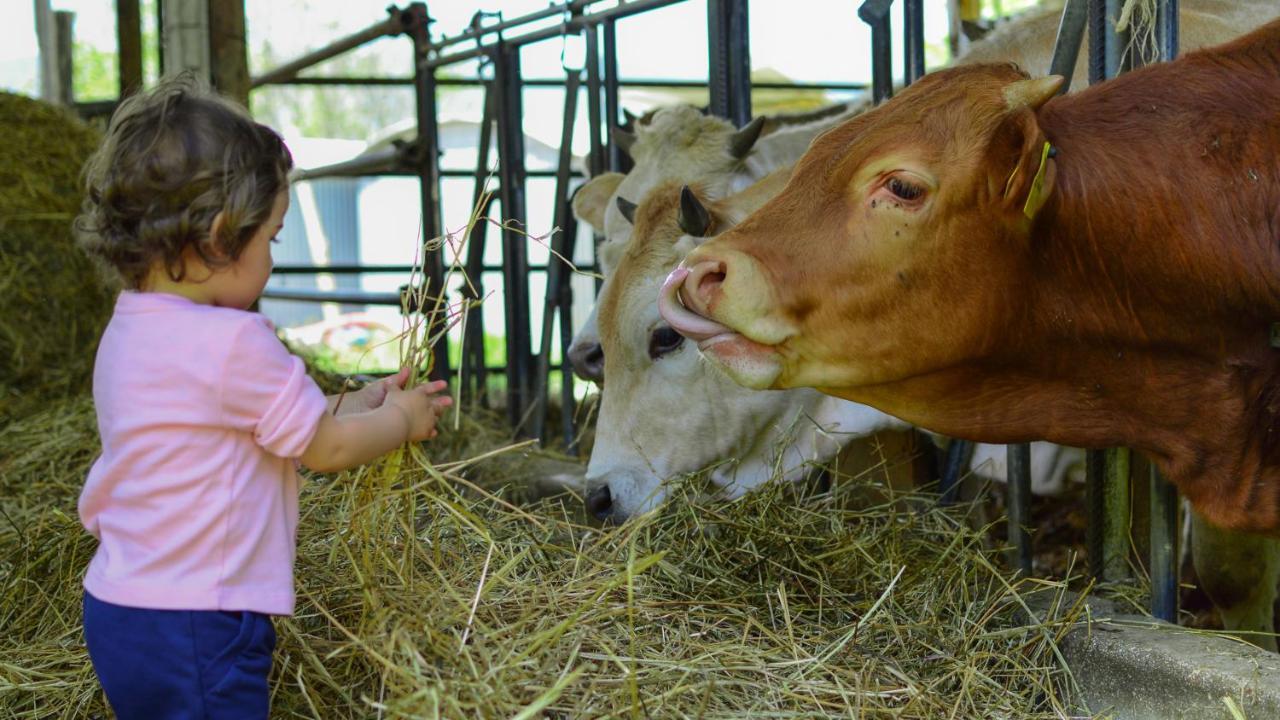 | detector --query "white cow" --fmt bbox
[569,0,1280,651]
